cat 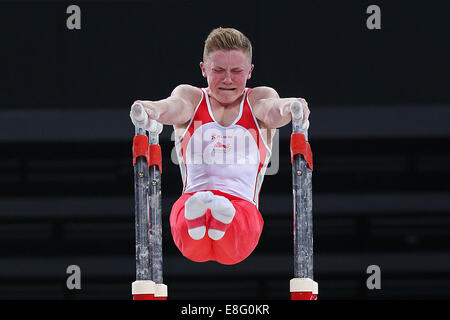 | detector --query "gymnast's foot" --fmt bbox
[207,195,236,240]
[184,191,214,240]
